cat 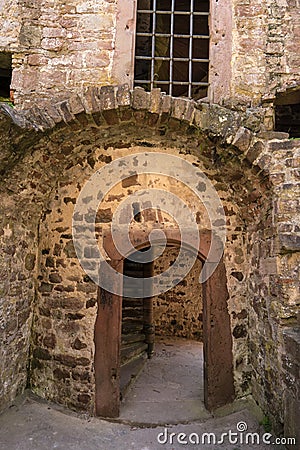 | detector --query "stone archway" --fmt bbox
[94,228,235,417]
[1,85,297,435]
